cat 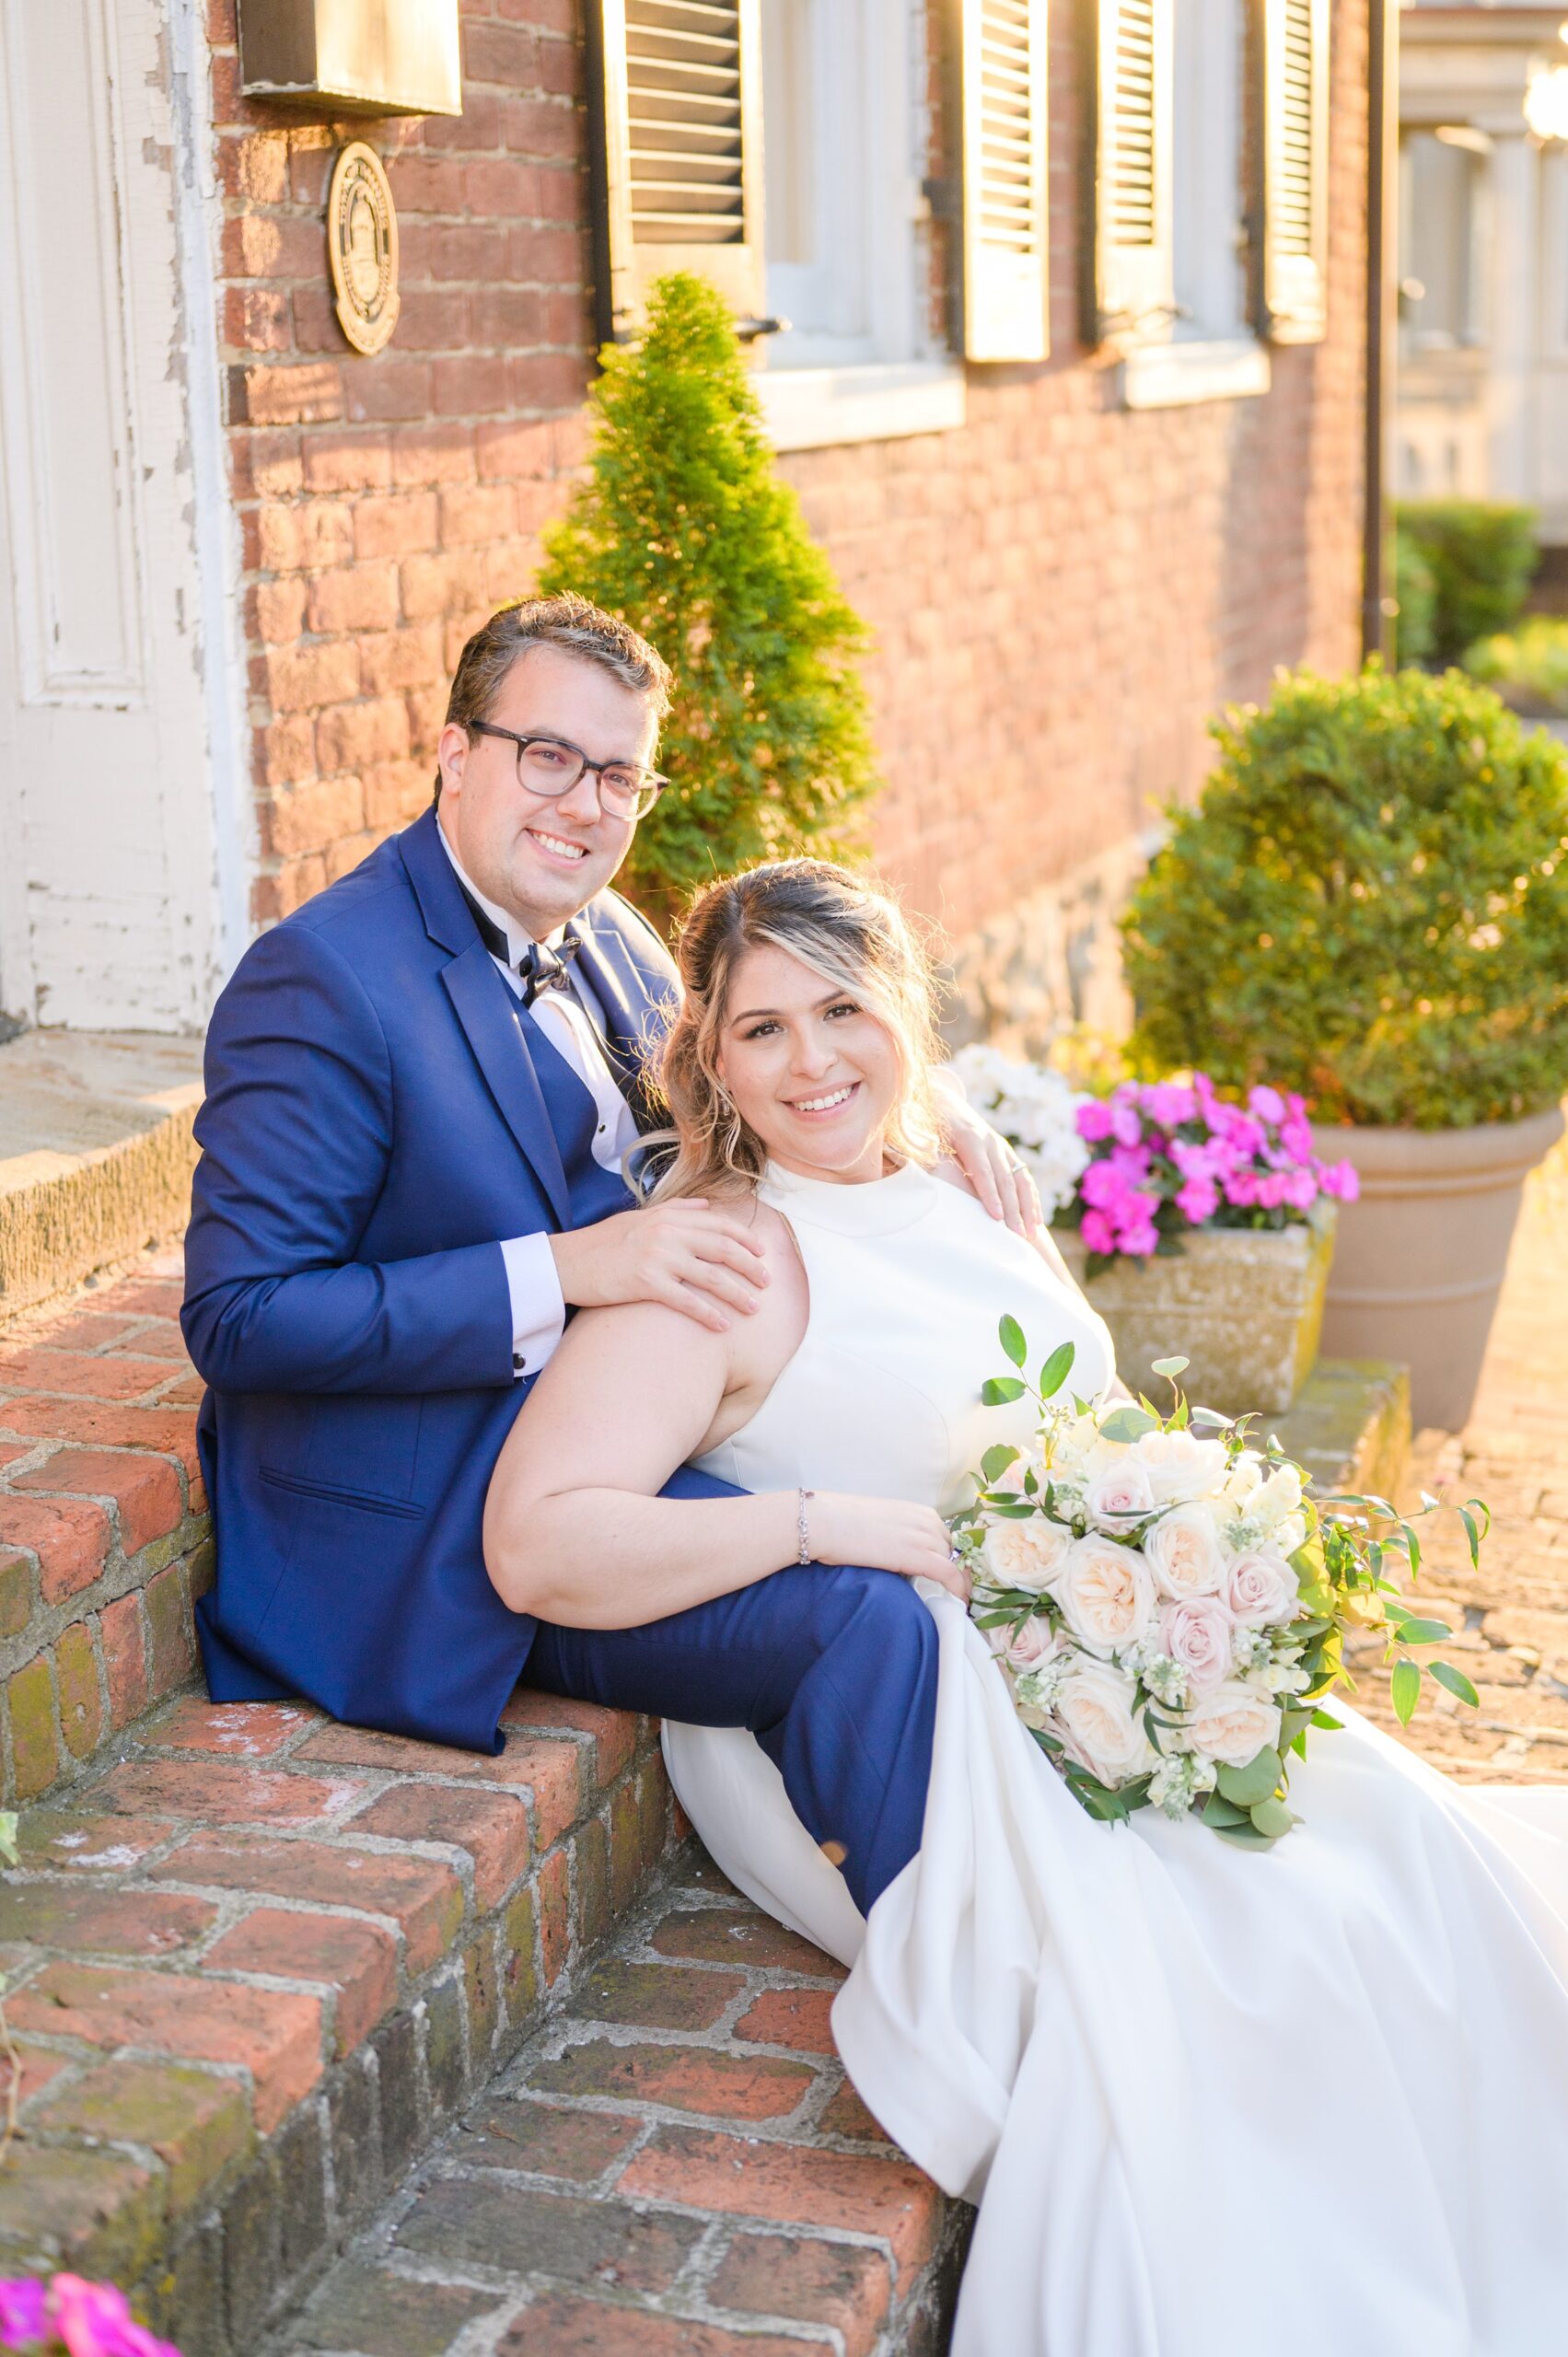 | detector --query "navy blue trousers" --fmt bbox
[526,1563,938,1918]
